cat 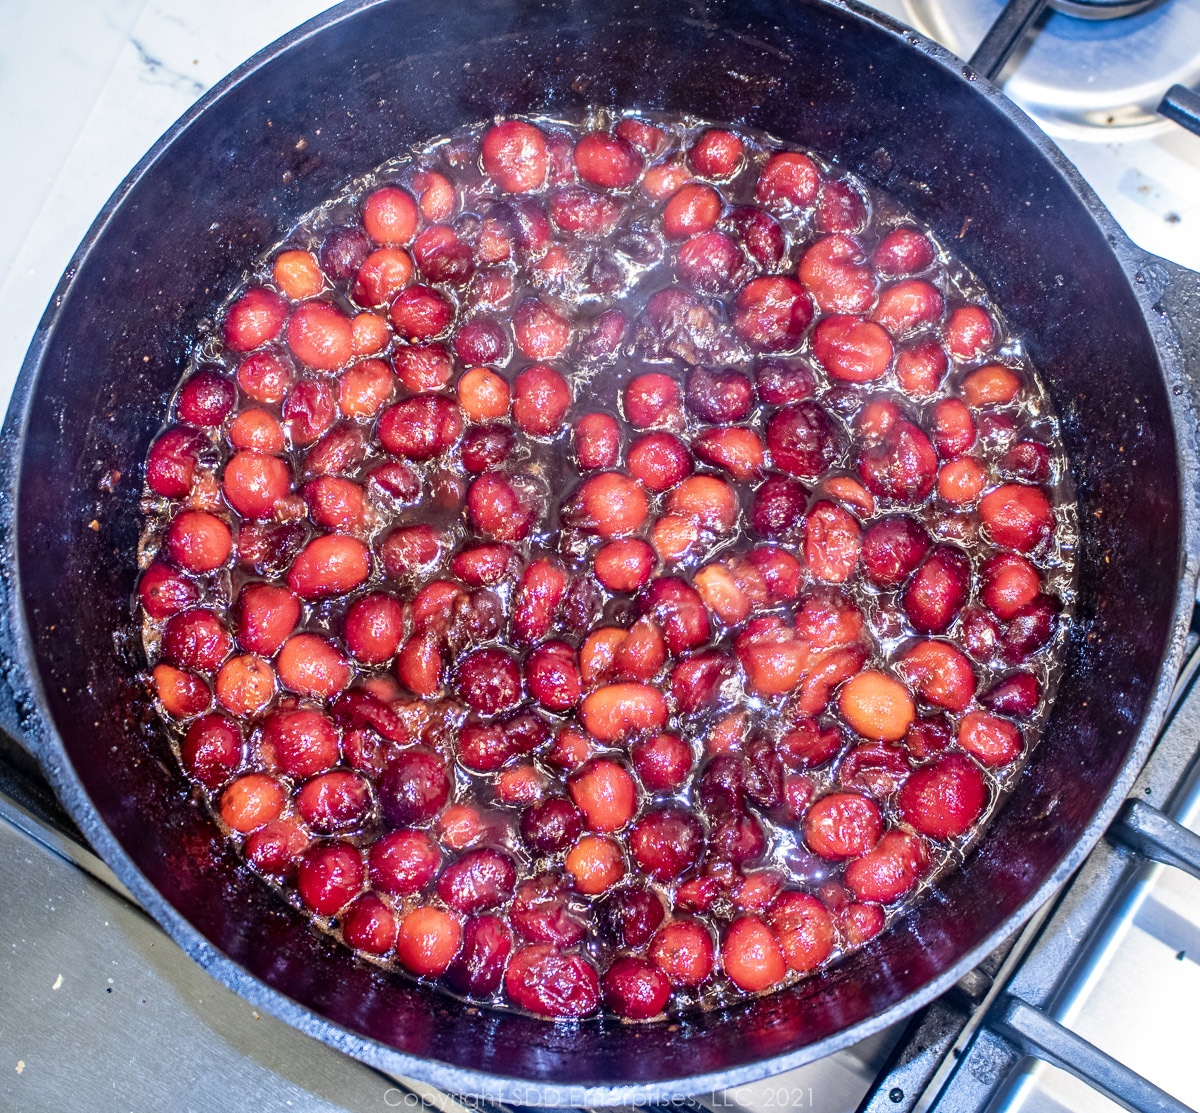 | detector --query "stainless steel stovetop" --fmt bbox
[2,2,1200,1111]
